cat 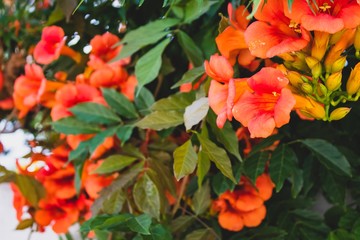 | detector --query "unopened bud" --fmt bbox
[287,71,304,87]
[354,26,360,52]
[311,63,322,79]
[331,56,347,73]
[325,71,342,91]
[329,107,351,121]
[318,83,328,96]
[312,31,330,60]
[301,83,313,94]
[346,62,360,95]
[305,56,319,69]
